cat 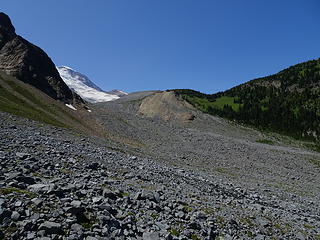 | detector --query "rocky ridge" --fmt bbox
[0,13,83,105]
